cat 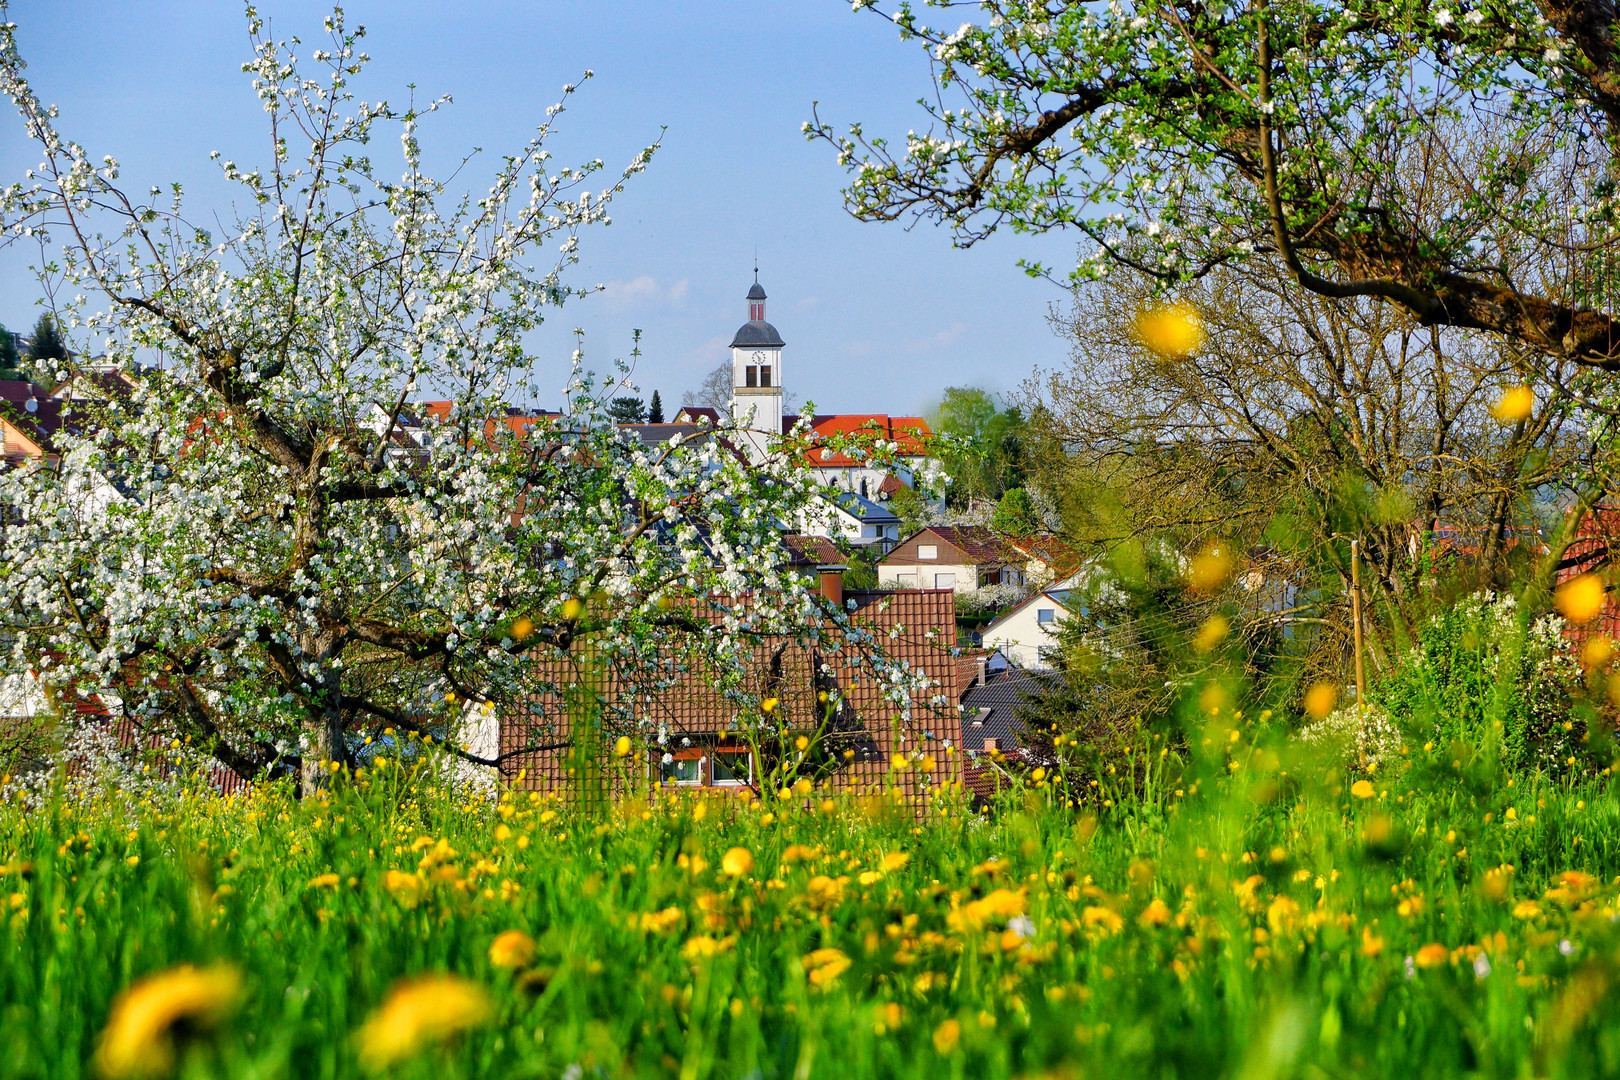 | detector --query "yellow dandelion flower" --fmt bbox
[1582,636,1613,670]
[509,616,534,641]
[761,697,779,714]
[1081,905,1125,937]
[1414,943,1449,969]
[1134,301,1205,360]
[681,935,731,960]
[307,873,340,890]
[932,1018,962,1055]
[613,736,632,758]
[721,847,754,877]
[880,852,910,872]
[1187,543,1232,592]
[561,597,584,620]
[1138,898,1172,928]
[1491,385,1534,423]
[356,974,492,1071]
[384,870,422,909]
[802,947,852,989]
[487,930,536,970]
[94,964,242,1079]
[1350,780,1376,799]
[1360,925,1385,957]
[1556,574,1607,625]
[1304,682,1338,721]
[1193,614,1230,654]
